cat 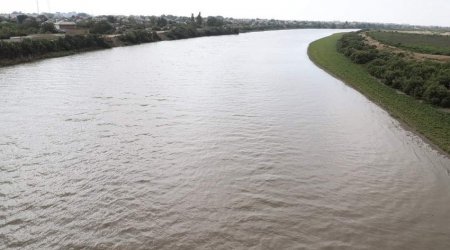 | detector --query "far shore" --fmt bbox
[0,29,241,68]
